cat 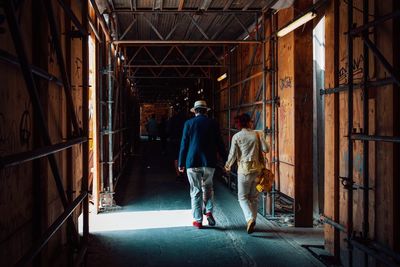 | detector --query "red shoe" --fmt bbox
[193,221,203,229]
[206,212,216,226]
